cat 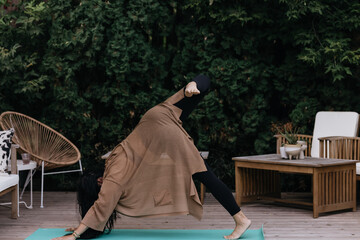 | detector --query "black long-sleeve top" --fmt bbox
[174,75,211,121]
